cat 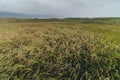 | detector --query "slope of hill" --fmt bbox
[0,11,28,18]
